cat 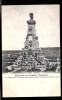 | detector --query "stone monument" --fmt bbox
[5,13,47,72]
[24,13,39,50]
